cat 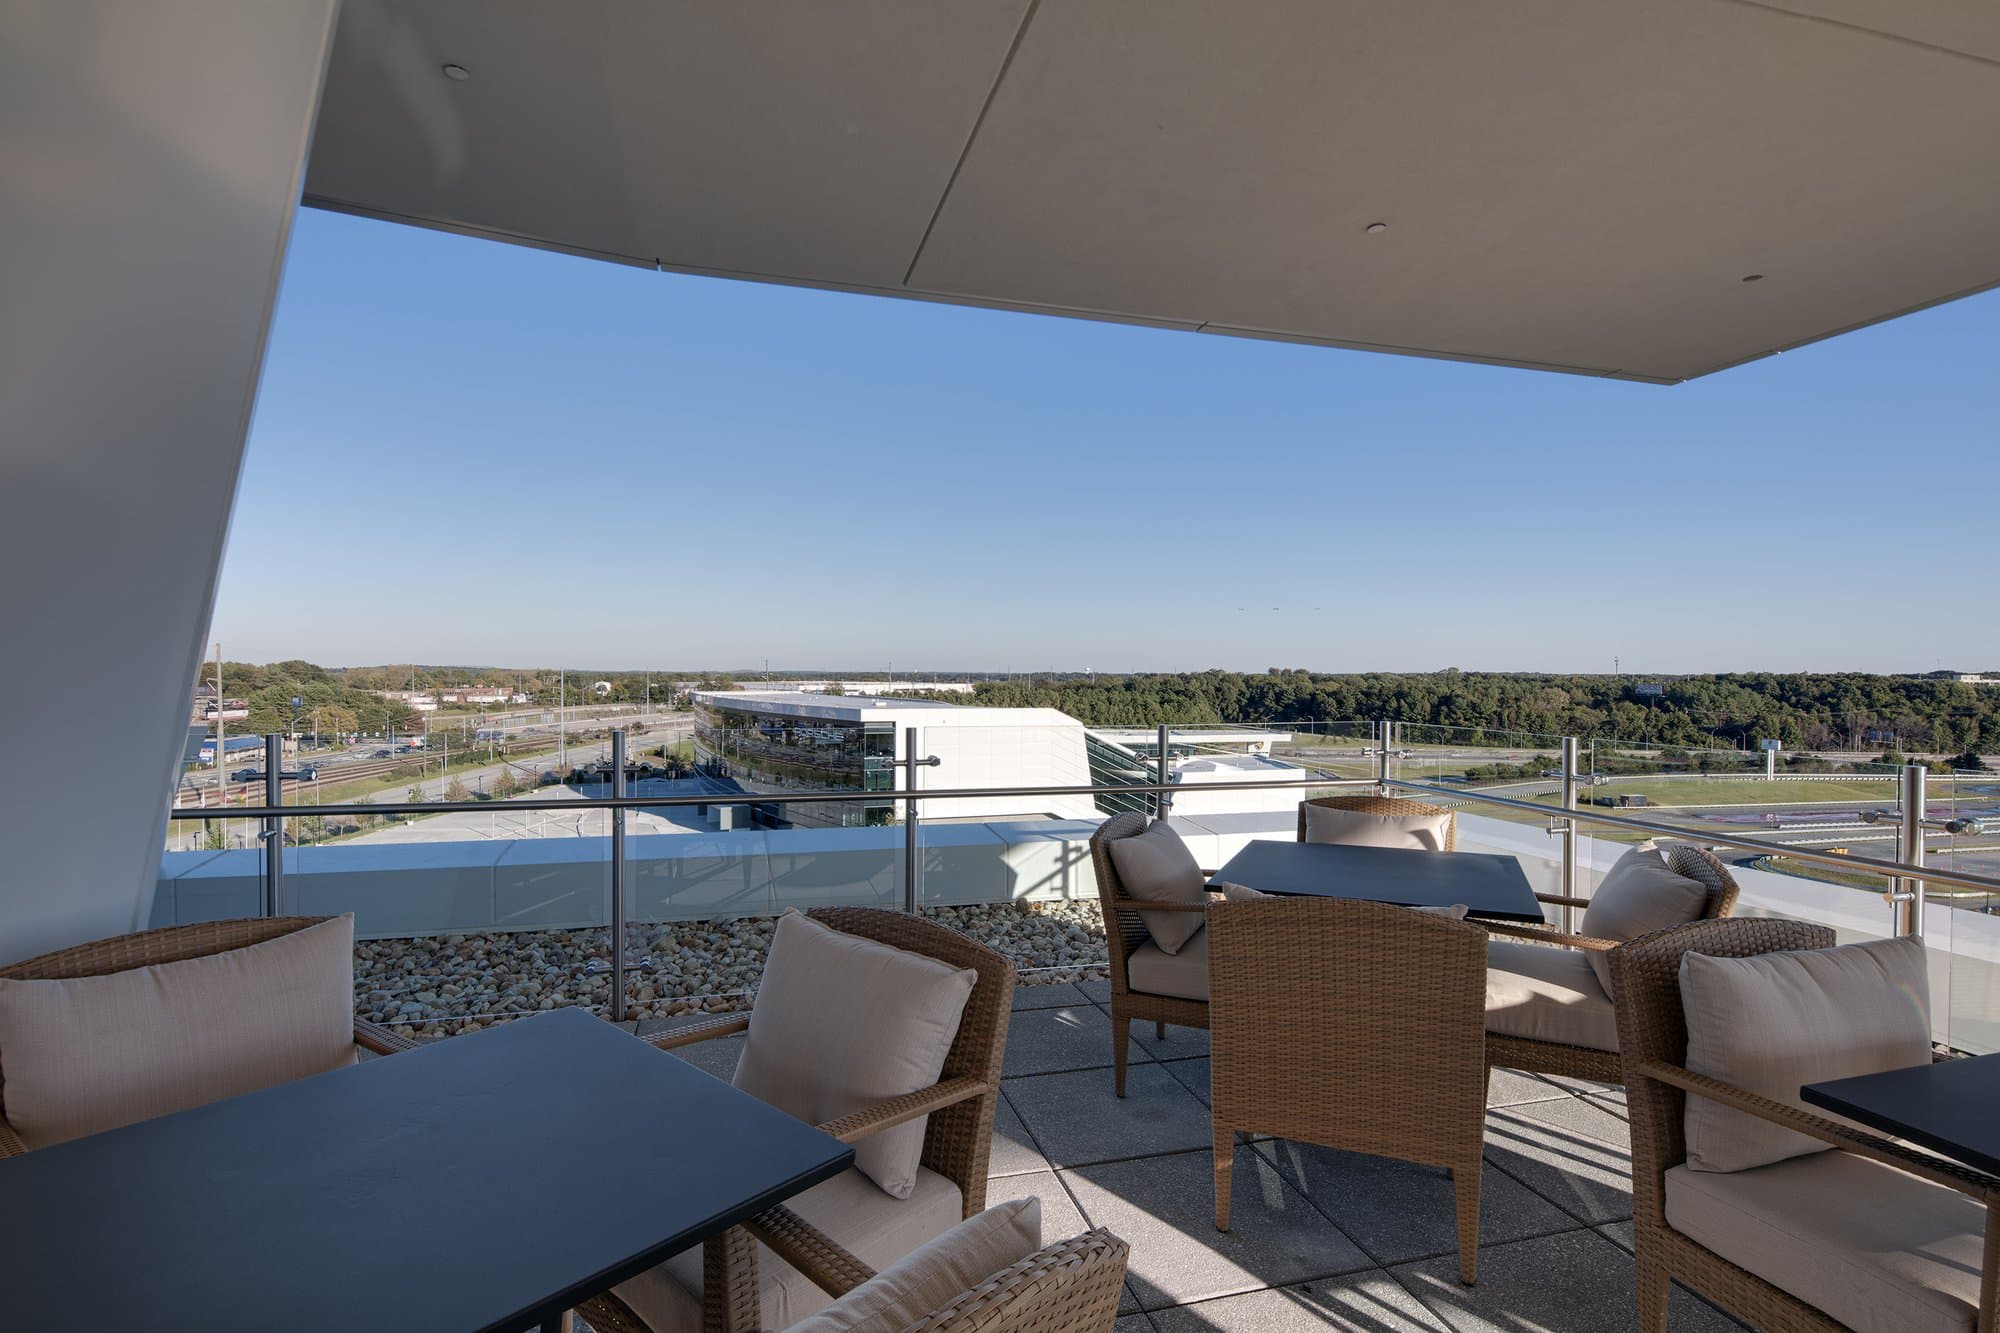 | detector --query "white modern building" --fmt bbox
[692,691,1102,825]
